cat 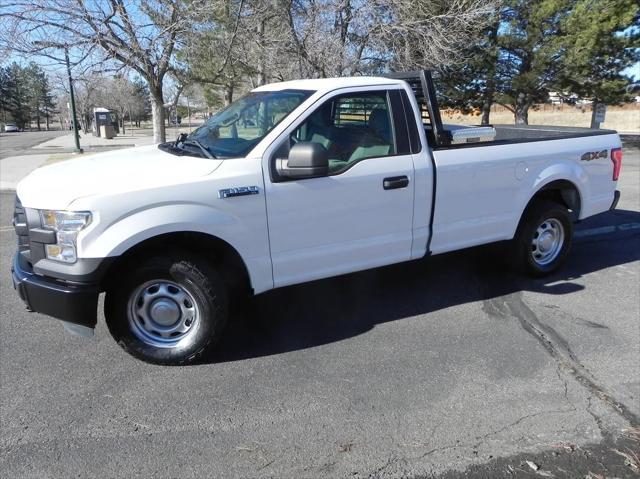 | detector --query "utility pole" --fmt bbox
[64,48,83,153]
